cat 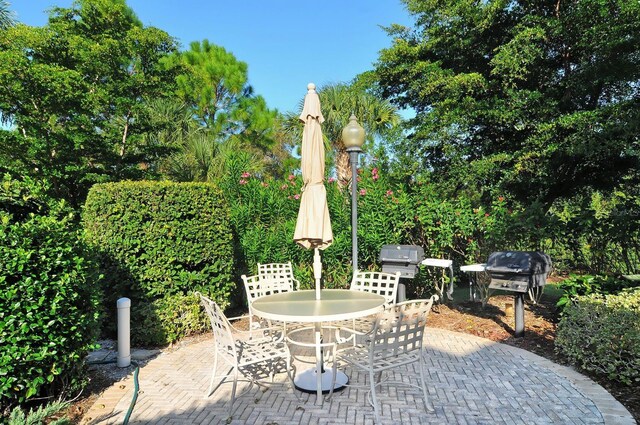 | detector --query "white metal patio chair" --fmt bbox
[334,271,401,341]
[242,271,300,337]
[241,274,267,334]
[258,262,301,292]
[350,270,401,306]
[196,293,298,417]
[334,296,438,424]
